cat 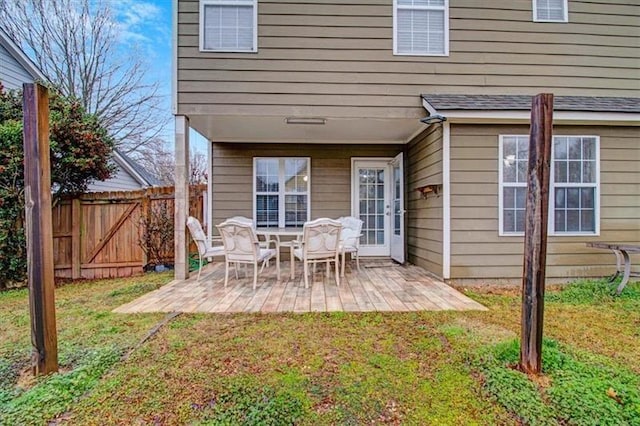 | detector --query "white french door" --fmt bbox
[390,153,405,263]
[352,156,405,260]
